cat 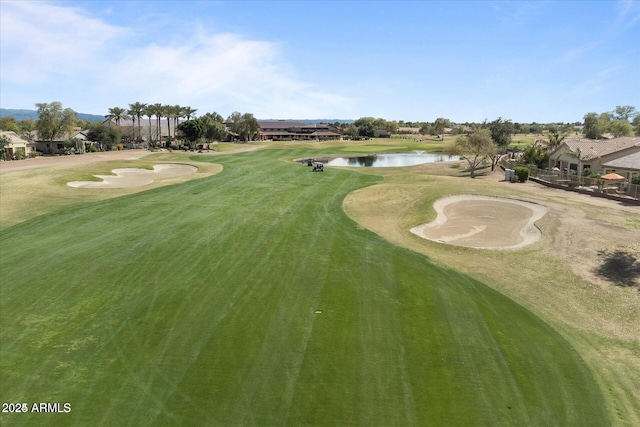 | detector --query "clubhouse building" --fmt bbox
[255,121,342,141]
